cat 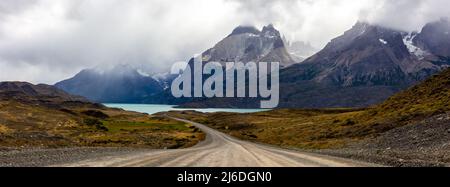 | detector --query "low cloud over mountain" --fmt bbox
[0,0,449,84]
